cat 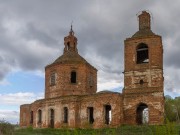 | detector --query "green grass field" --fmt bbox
[13,124,180,135]
[1,120,180,135]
